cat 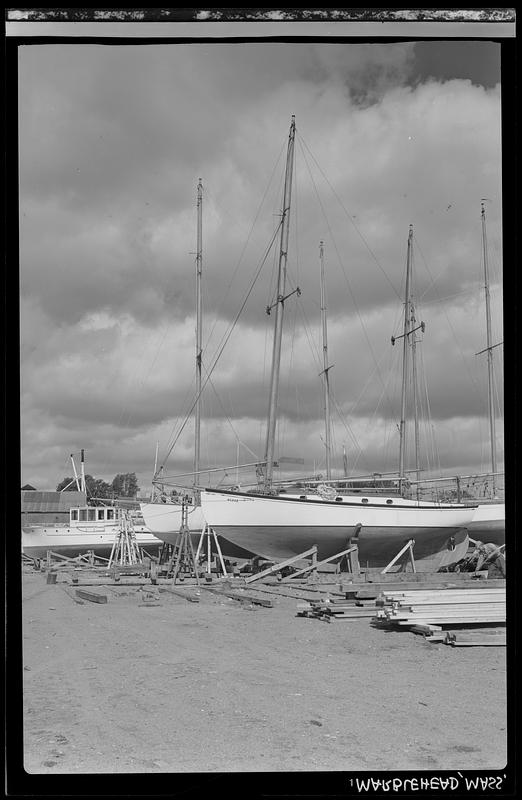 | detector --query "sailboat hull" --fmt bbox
[467,502,505,545]
[139,502,254,557]
[209,523,468,568]
[139,502,206,539]
[201,489,476,569]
